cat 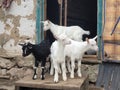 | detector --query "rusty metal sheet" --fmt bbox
[96,62,120,90]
